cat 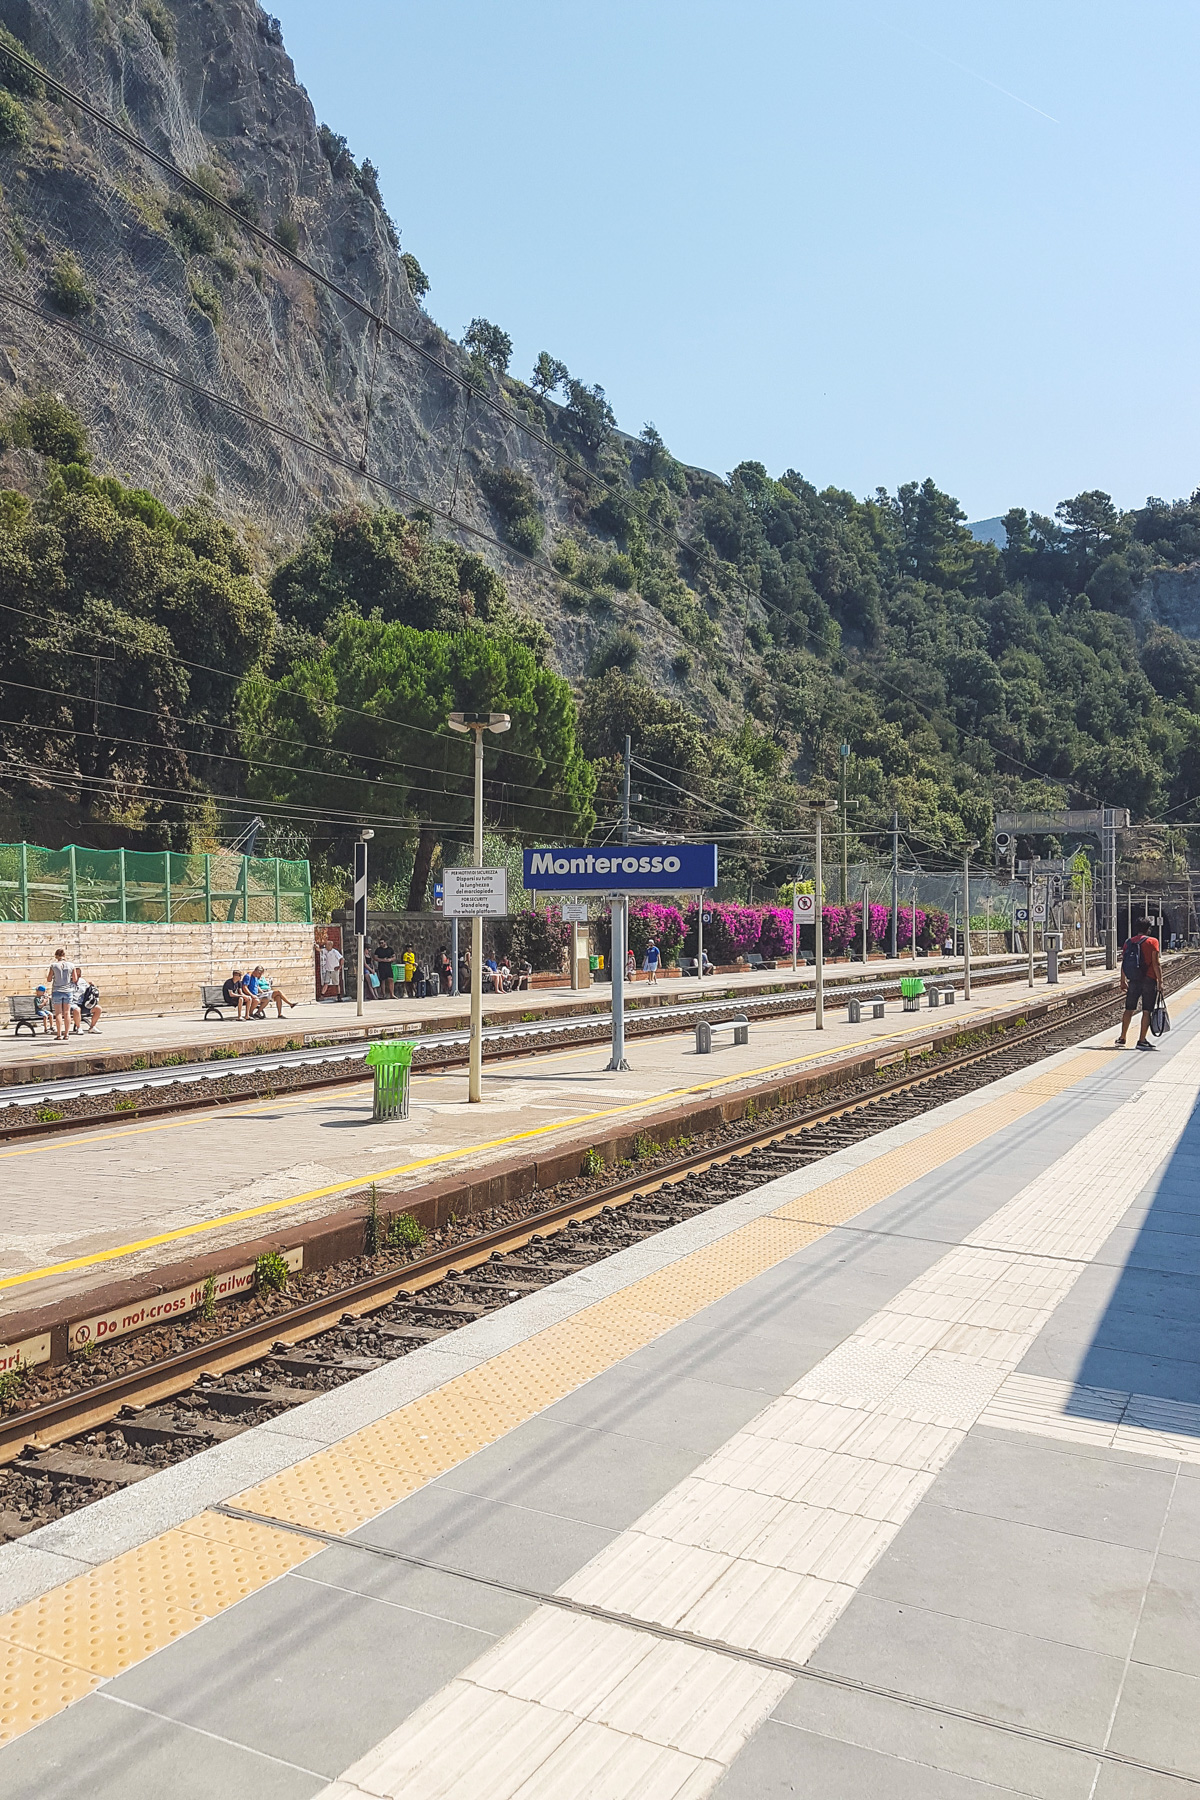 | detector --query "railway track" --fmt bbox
[0,953,1075,1140]
[0,964,1185,1544]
